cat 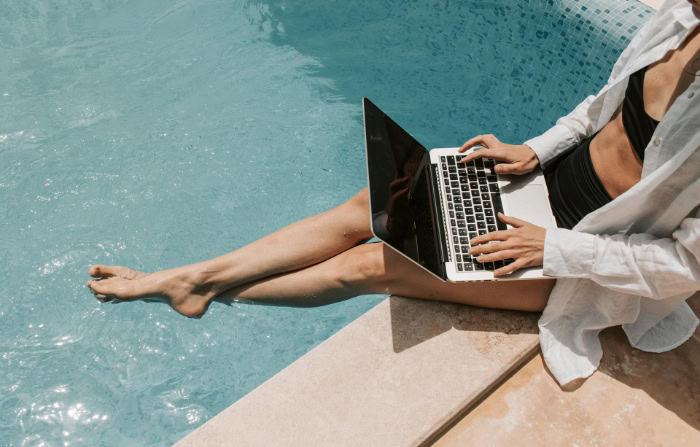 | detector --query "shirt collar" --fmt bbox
[672,3,700,30]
